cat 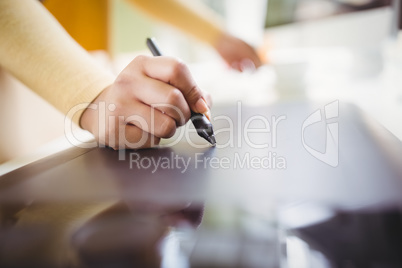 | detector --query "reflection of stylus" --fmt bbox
[146,37,216,146]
